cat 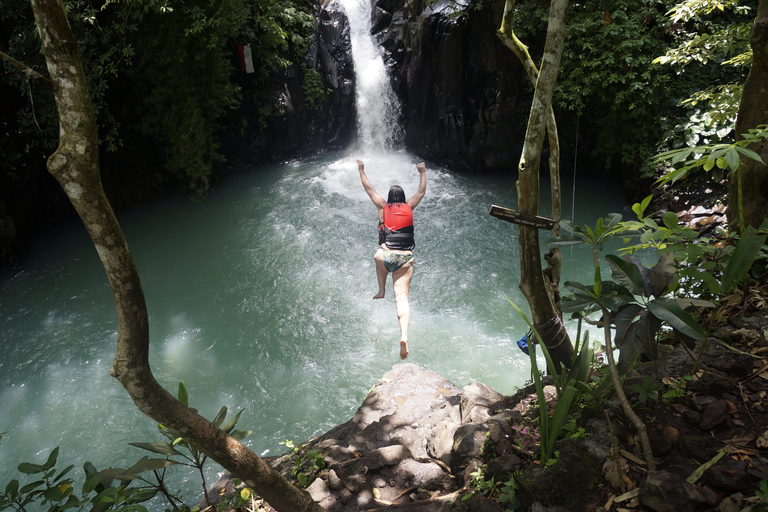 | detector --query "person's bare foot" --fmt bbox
[400,340,409,359]
[373,291,385,299]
